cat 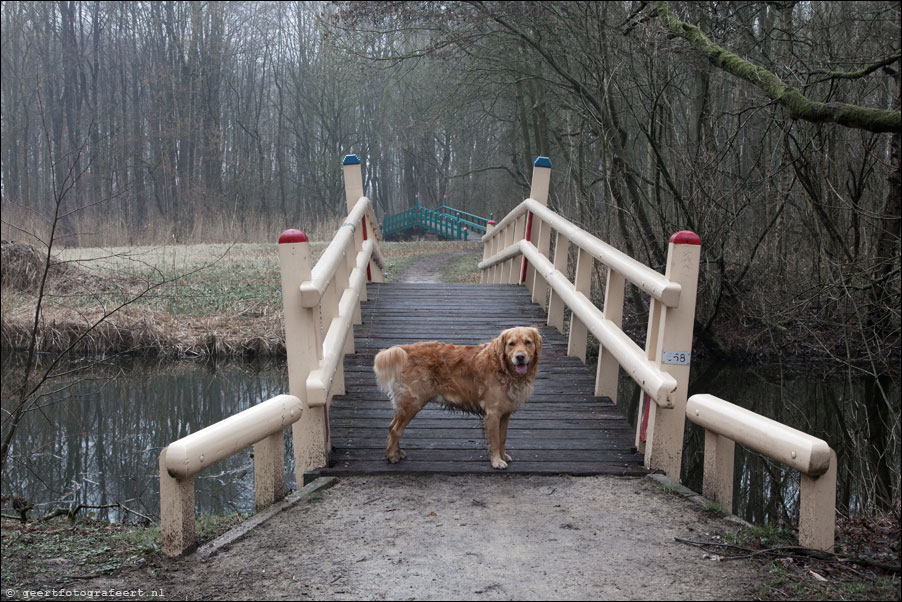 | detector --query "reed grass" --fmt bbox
[1,238,481,359]
[0,204,343,249]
